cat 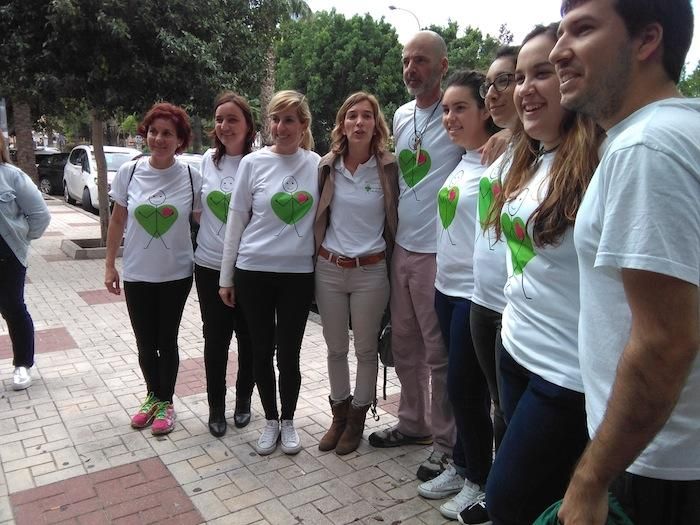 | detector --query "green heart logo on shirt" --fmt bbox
[135,204,179,237]
[207,191,231,223]
[399,149,431,188]
[501,213,536,274]
[271,191,313,224]
[478,178,502,227]
[438,186,459,229]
